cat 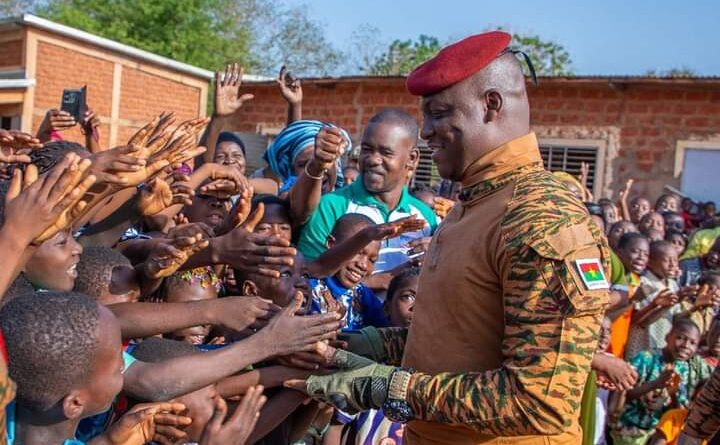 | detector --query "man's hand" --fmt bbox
[277,65,302,105]
[200,387,266,445]
[0,129,41,163]
[93,402,191,445]
[208,296,281,332]
[4,154,95,245]
[592,352,638,391]
[259,293,344,356]
[214,63,254,117]
[285,362,394,414]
